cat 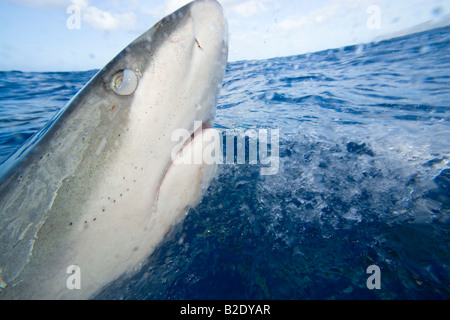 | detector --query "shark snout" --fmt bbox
[189,0,228,56]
